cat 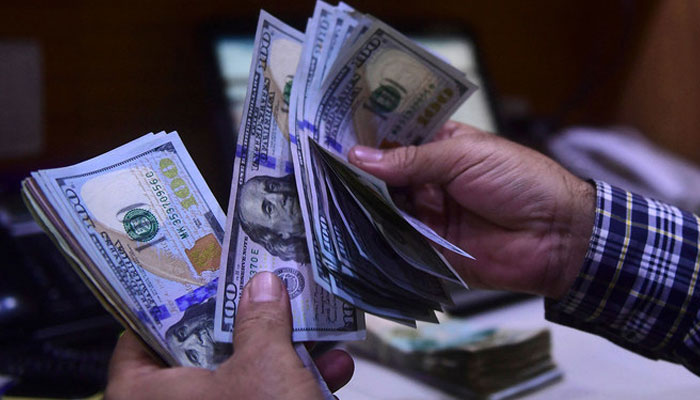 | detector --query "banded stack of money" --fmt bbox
[349,317,561,398]
[215,0,479,345]
[22,132,229,369]
[21,132,332,395]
